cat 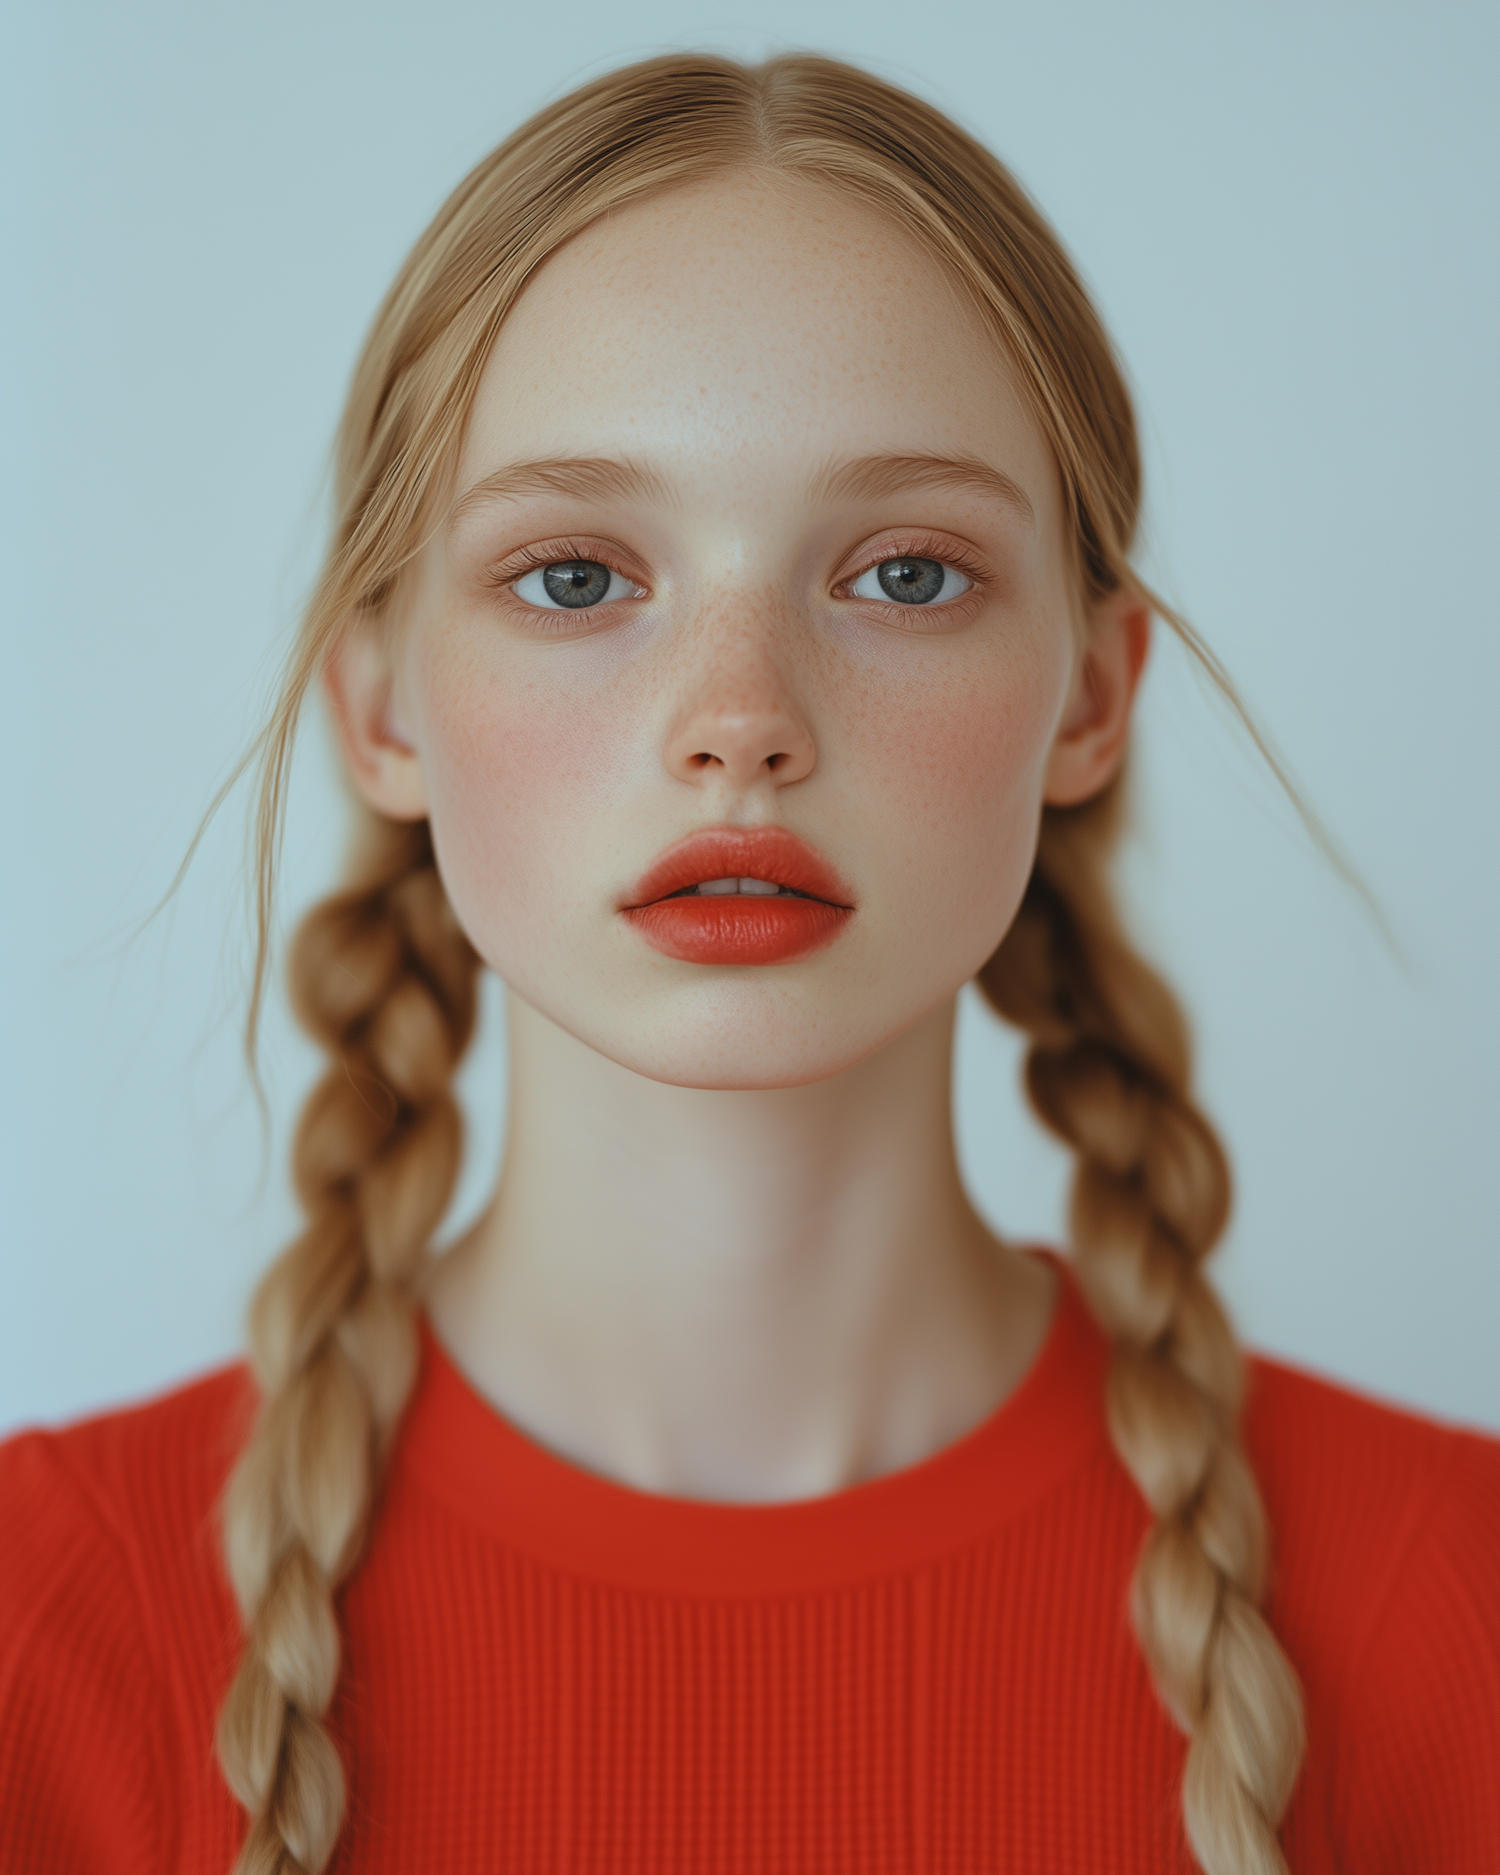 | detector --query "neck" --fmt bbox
[427,990,1055,1502]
